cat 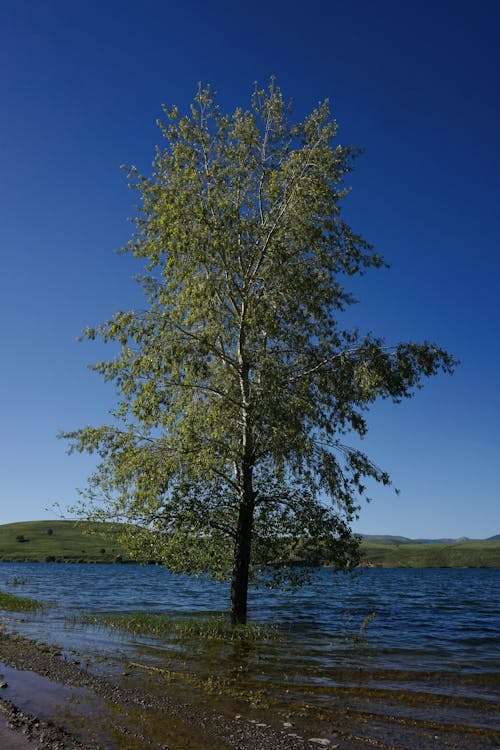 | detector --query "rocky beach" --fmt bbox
[0,630,347,750]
